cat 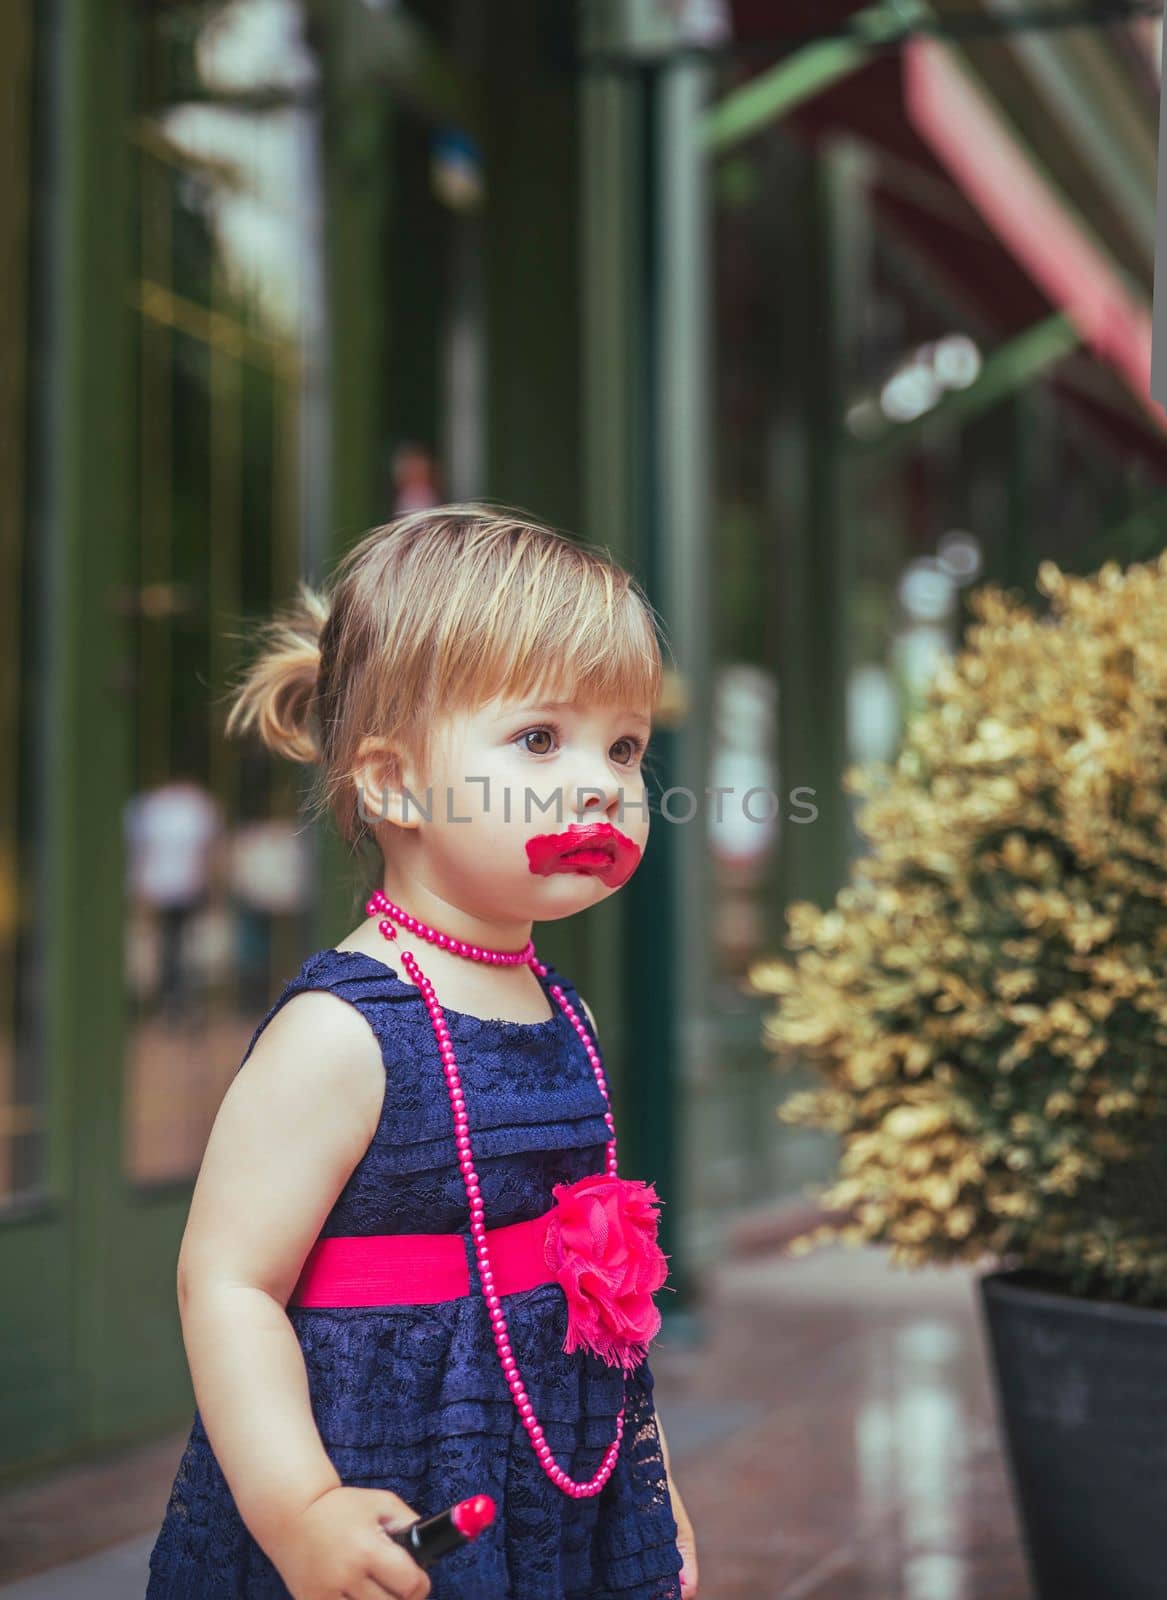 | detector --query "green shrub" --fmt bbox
[752,555,1167,1304]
